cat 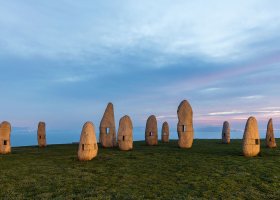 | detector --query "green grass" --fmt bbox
[0,139,280,199]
